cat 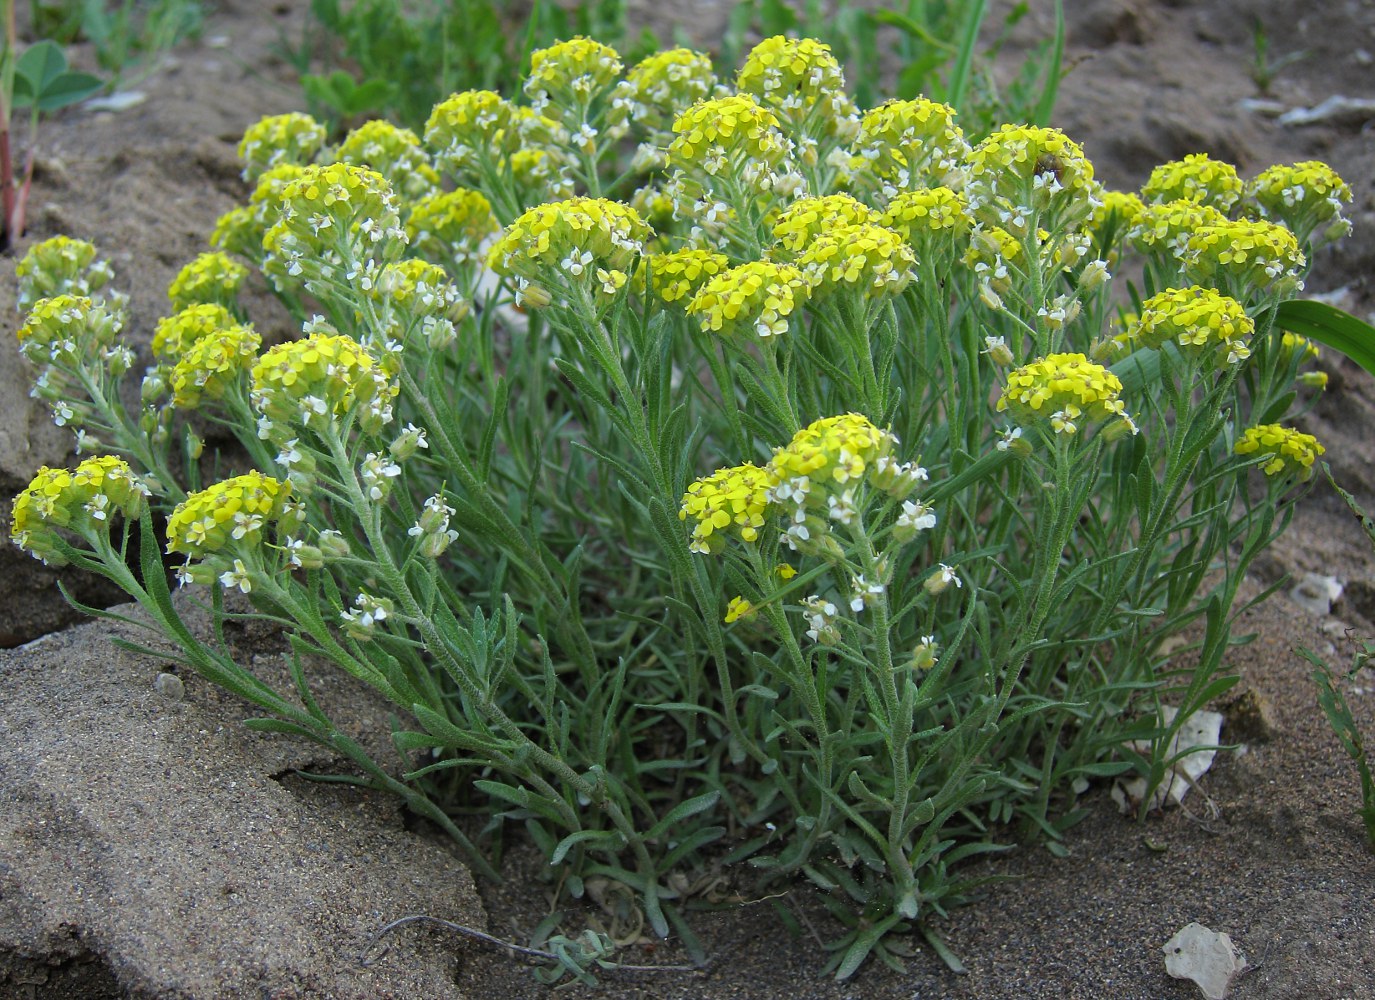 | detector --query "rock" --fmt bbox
[1163,922,1247,999]
[1222,687,1278,743]
[1113,706,1224,811]
[1289,573,1343,617]
[0,601,484,998]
